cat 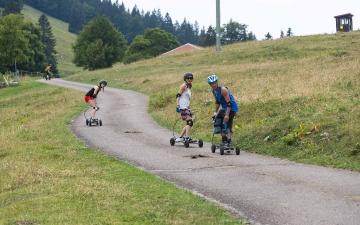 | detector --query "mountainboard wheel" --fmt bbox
[198,139,203,148]
[86,119,89,125]
[211,144,216,153]
[185,140,190,148]
[220,146,225,155]
[236,146,240,155]
[170,138,175,146]
[99,120,102,126]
